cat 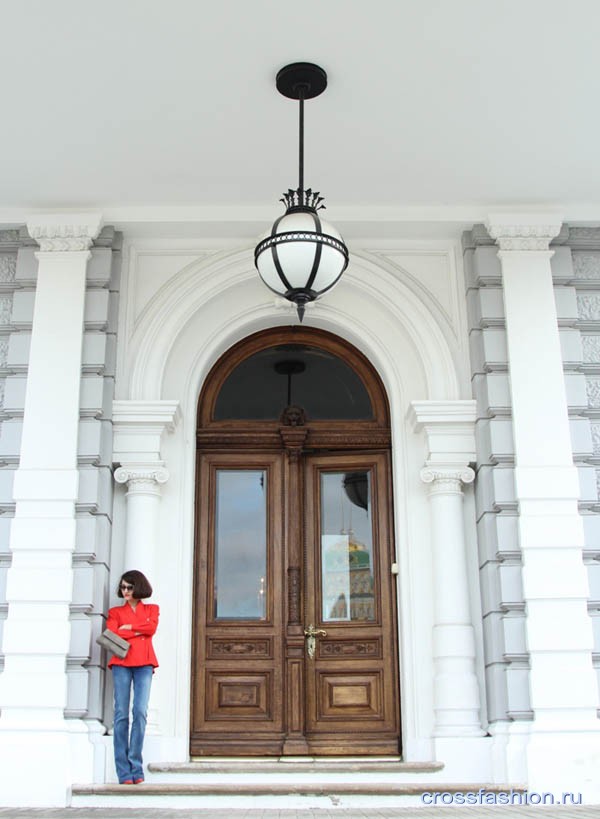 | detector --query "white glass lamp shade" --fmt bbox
[255,207,349,319]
